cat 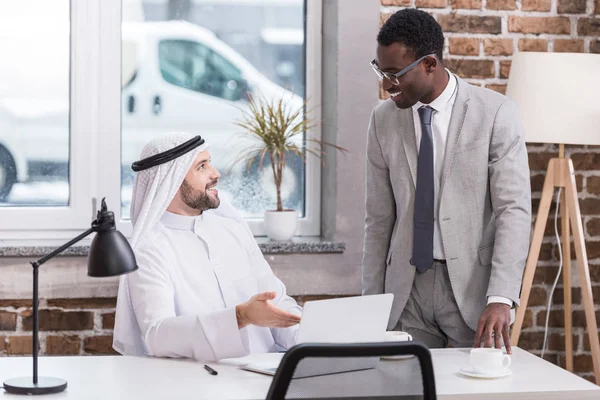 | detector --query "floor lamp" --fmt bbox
[506,52,600,384]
